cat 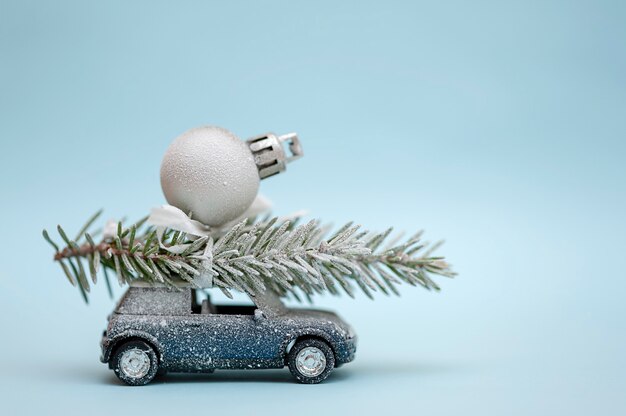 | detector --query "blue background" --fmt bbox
[1,1,624,414]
